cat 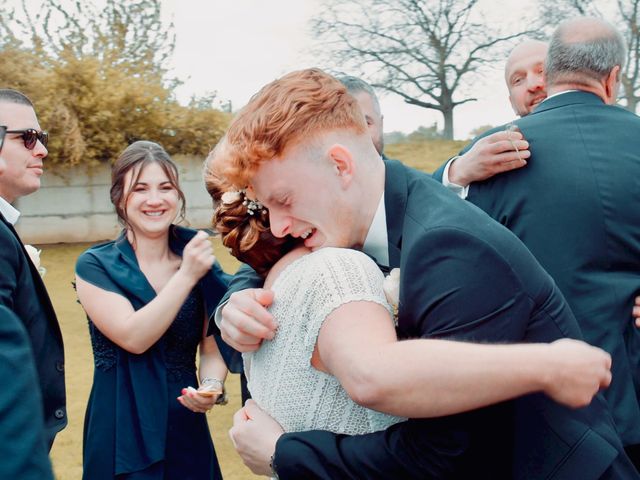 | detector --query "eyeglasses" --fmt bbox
[0,126,6,152]
[5,128,49,150]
